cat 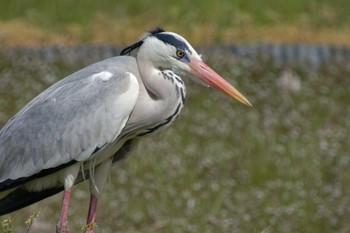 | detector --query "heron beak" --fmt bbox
[189,57,252,106]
